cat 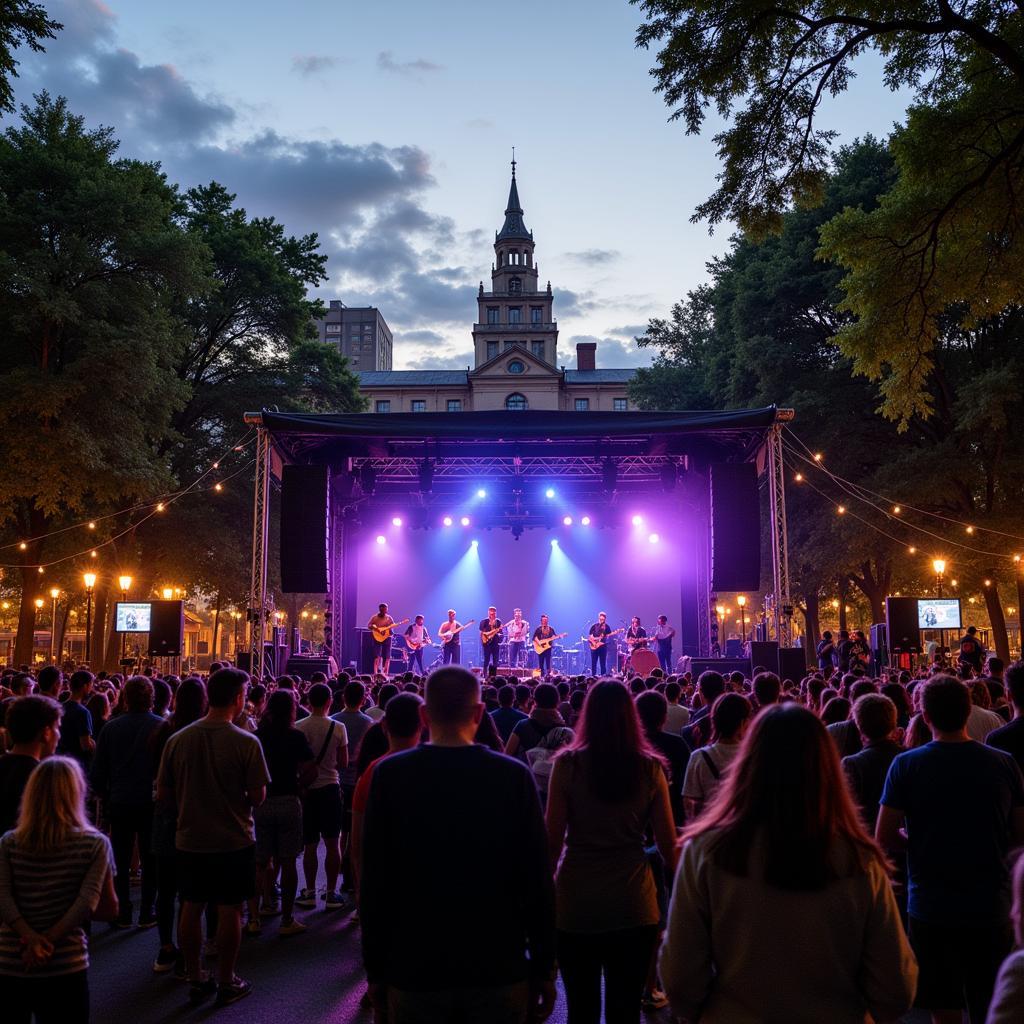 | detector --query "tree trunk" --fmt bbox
[102,608,122,674]
[12,564,38,668]
[983,575,1011,665]
[849,558,891,625]
[90,580,110,670]
[55,602,71,668]
[800,591,820,669]
[838,576,849,634]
